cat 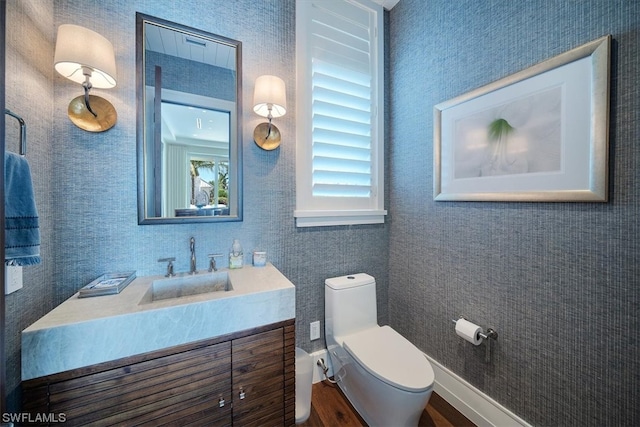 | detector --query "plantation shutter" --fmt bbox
[295,0,386,227]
